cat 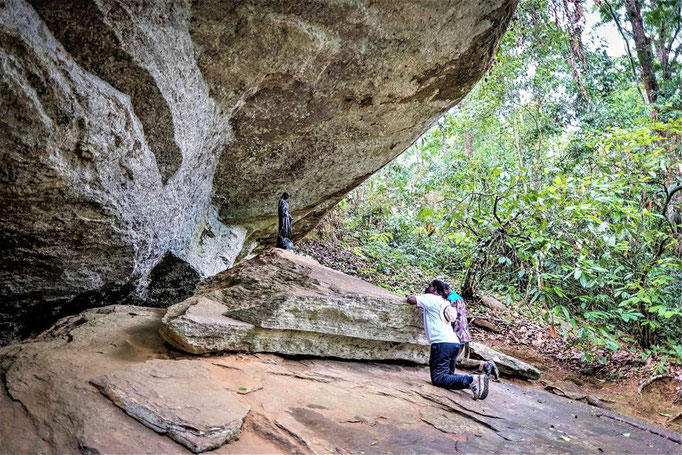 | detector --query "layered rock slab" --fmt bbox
[1,0,517,344]
[161,249,541,380]
[161,297,430,364]
[93,359,250,453]
[0,307,192,454]
[1,306,681,454]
